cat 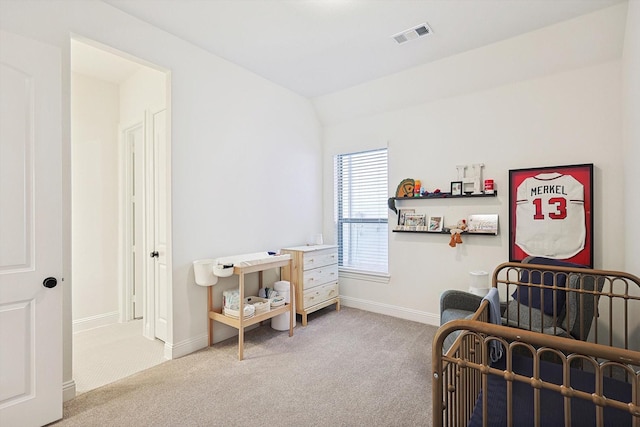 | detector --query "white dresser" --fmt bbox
[280,245,340,326]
